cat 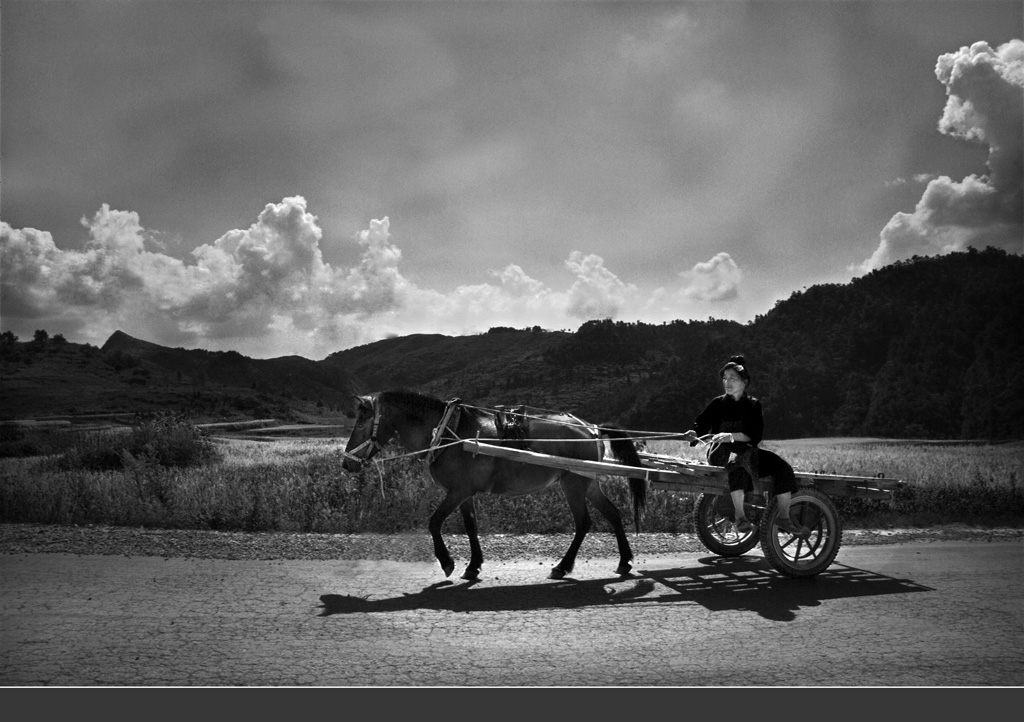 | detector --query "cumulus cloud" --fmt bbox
[0,197,413,357]
[489,264,546,297]
[1,206,181,342]
[861,40,1024,272]
[0,225,66,318]
[679,252,742,302]
[2,199,661,357]
[564,251,639,320]
[394,278,551,339]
